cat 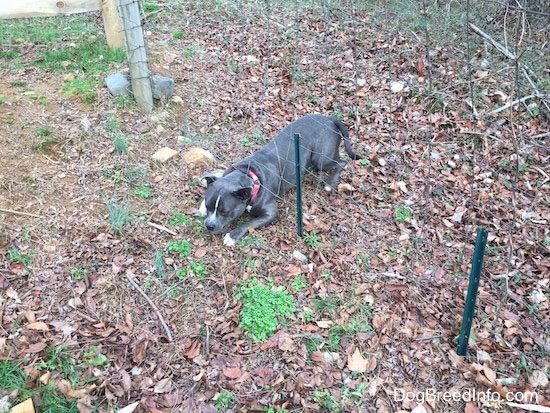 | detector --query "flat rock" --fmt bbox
[182,147,215,165]
[152,147,178,163]
[292,250,308,263]
[390,80,406,93]
[105,73,131,96]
